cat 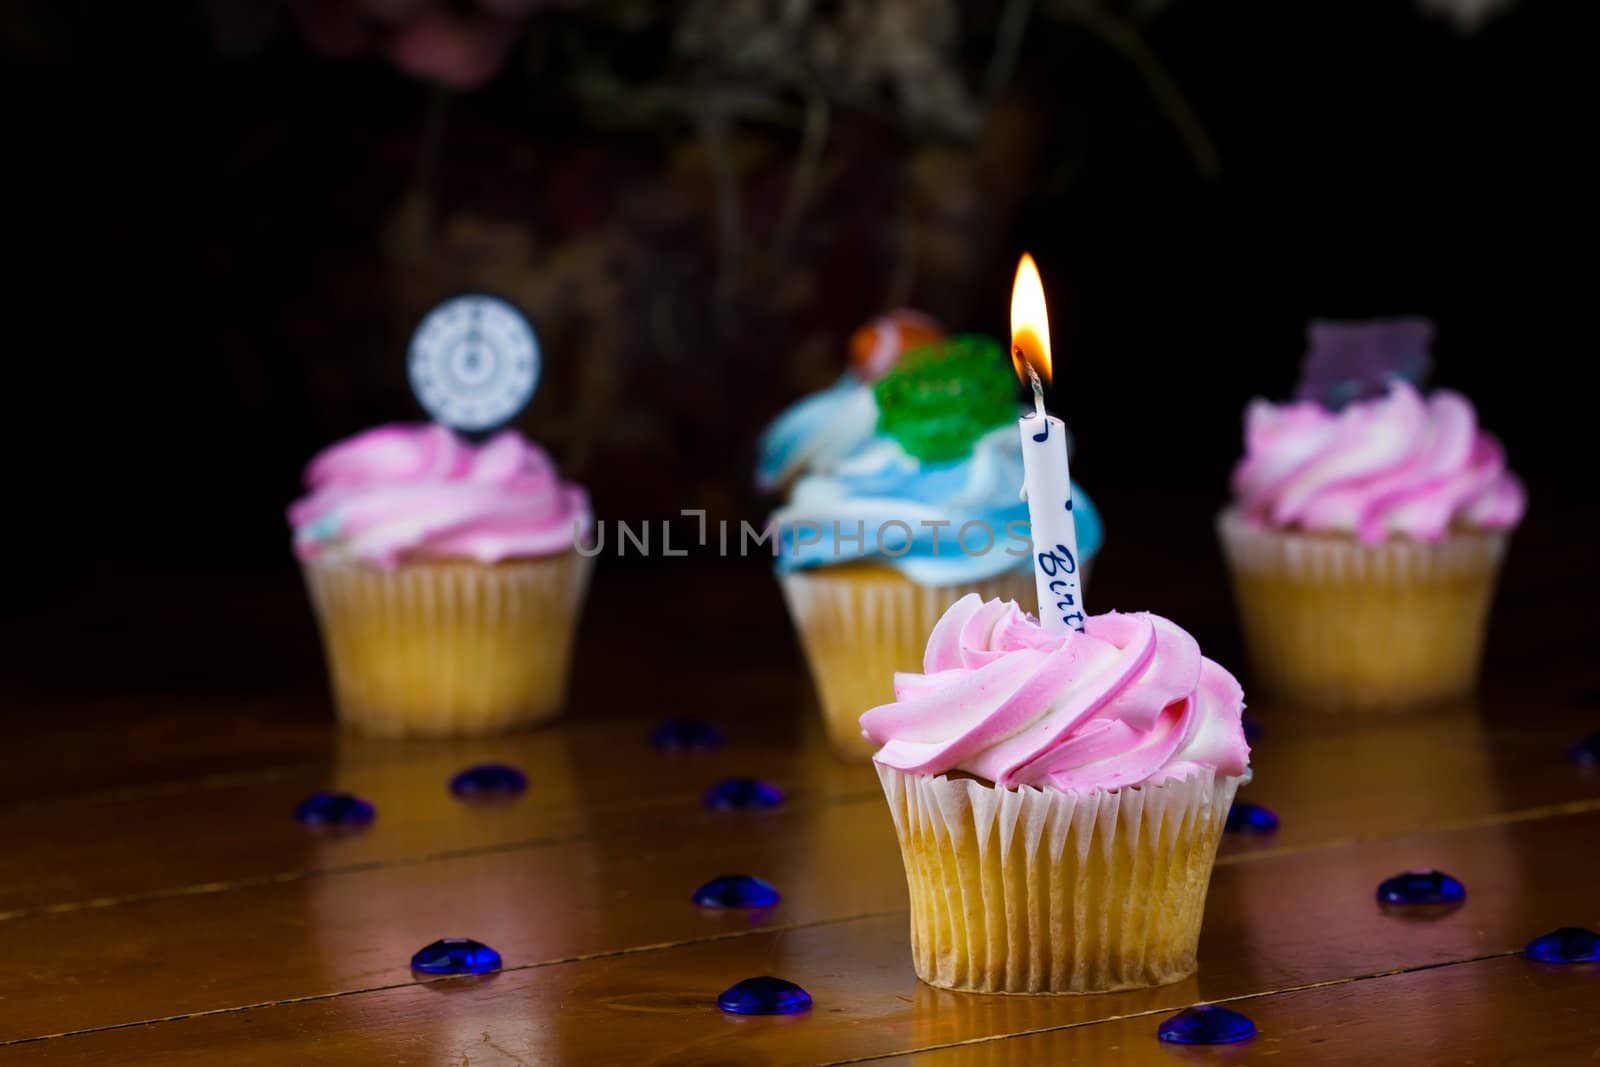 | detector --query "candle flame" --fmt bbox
[1010,252,1052,386]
